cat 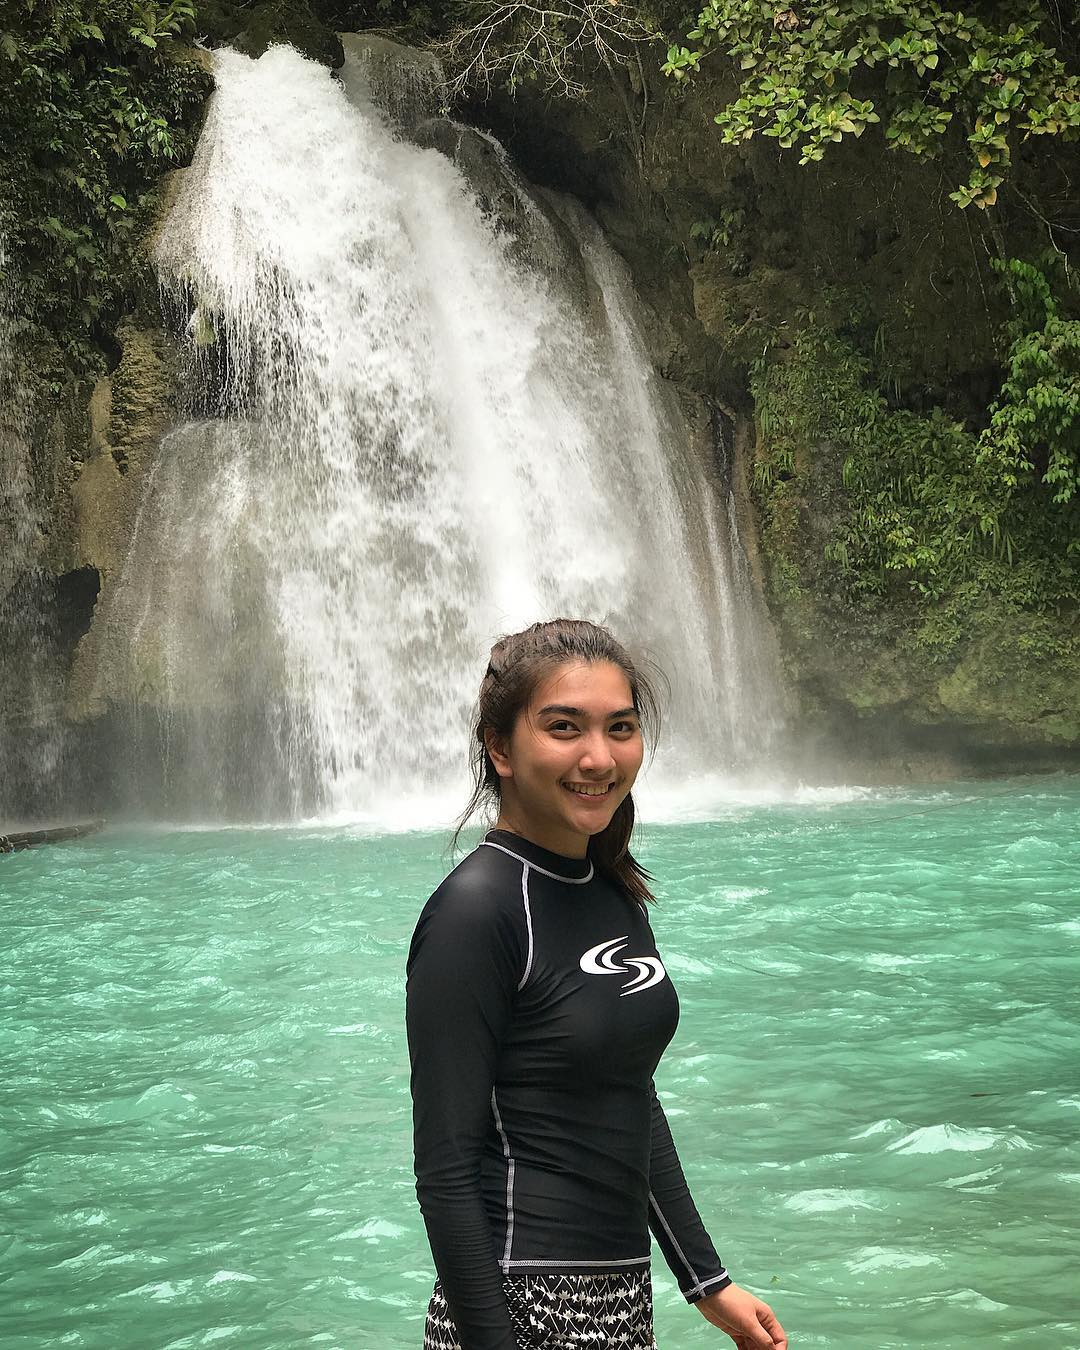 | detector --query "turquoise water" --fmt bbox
[3,778,1079,1349]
